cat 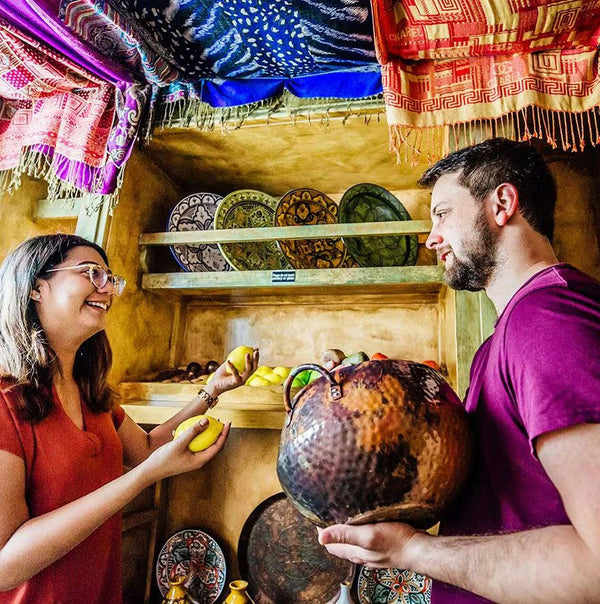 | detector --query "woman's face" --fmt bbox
[33,246,115,350]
